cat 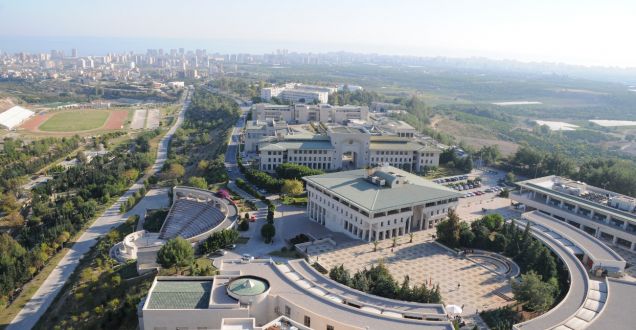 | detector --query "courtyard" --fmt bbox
[305,229,514,316]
